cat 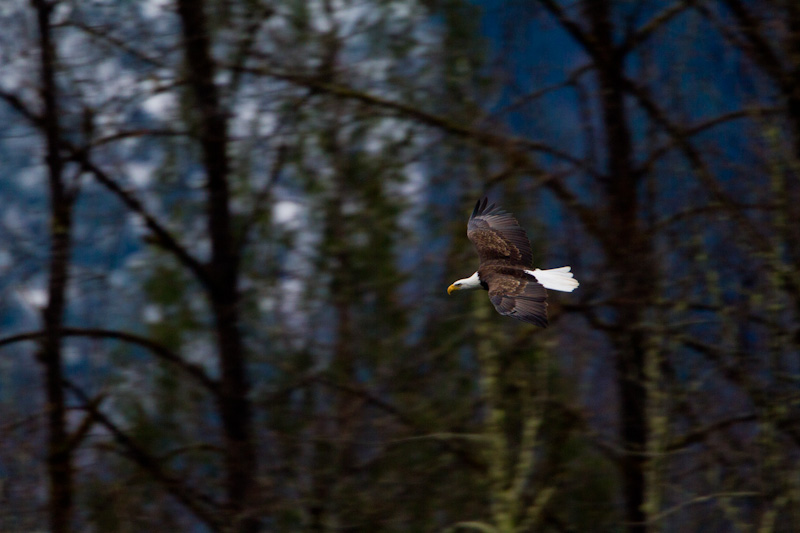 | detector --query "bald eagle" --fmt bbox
[447,198,578,327]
